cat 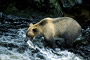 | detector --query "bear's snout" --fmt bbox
[26,30,34,40]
